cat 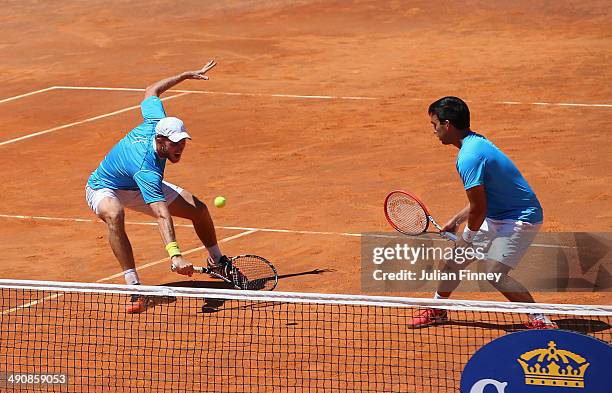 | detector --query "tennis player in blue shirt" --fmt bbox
[410,96,556,329]
[86,61,233,313]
